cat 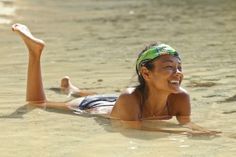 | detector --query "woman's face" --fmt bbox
[142,55,183,94]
